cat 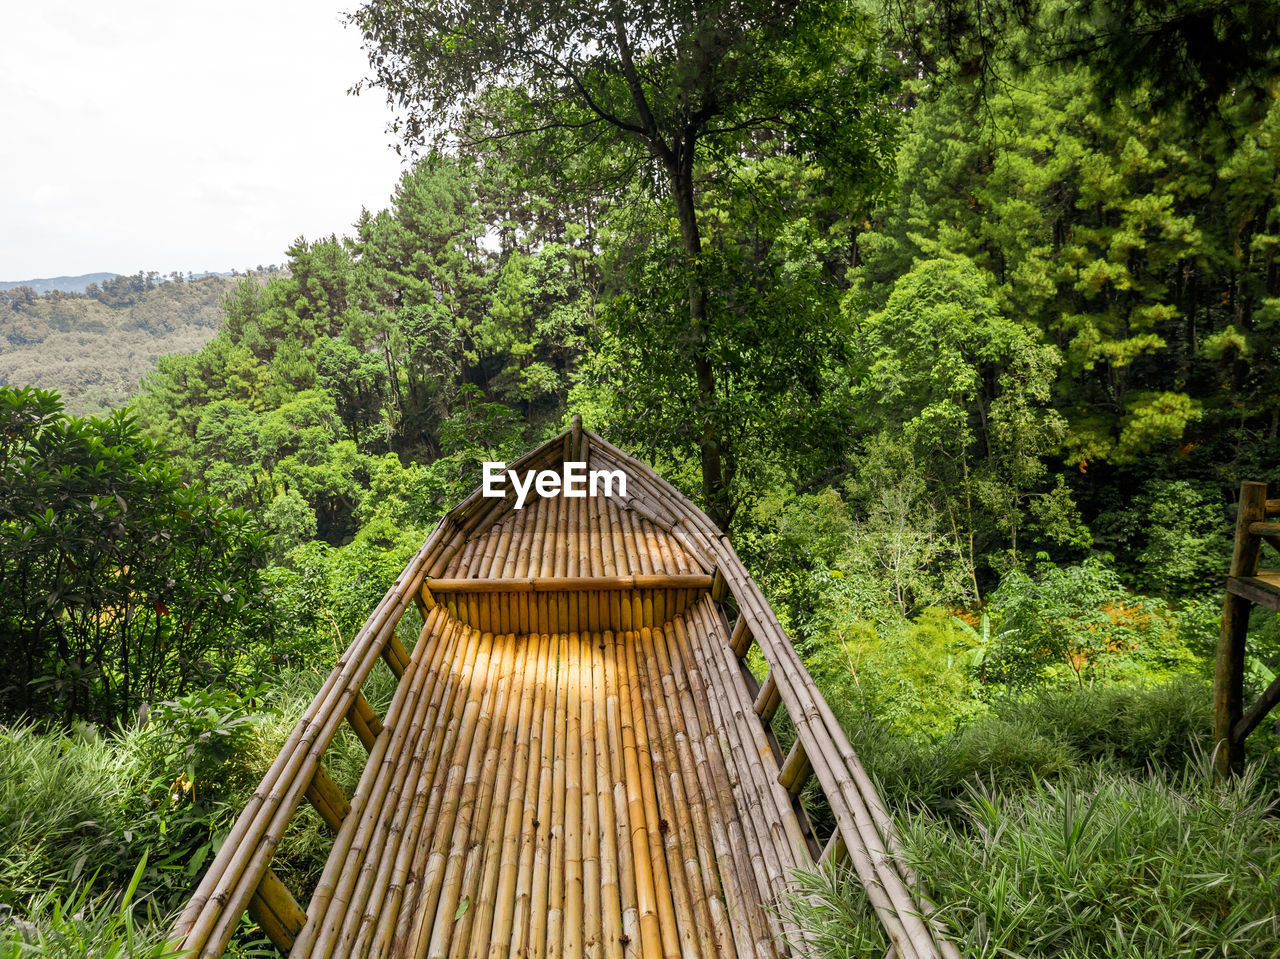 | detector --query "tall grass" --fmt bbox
[787,679,1280,958]
[789,761,1280,957]
[0,855,182,959]
[0,661,375,953]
